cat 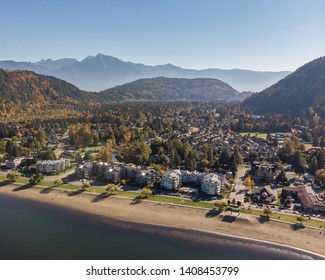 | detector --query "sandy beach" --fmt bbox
[0,182,325,258]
